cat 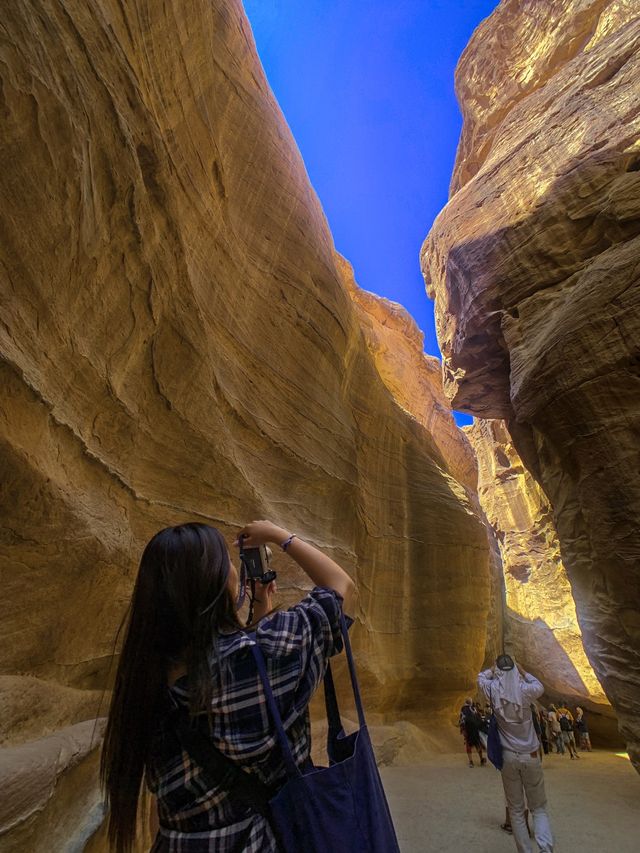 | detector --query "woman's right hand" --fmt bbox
[236,520,355,611]
[236,520,289,547]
